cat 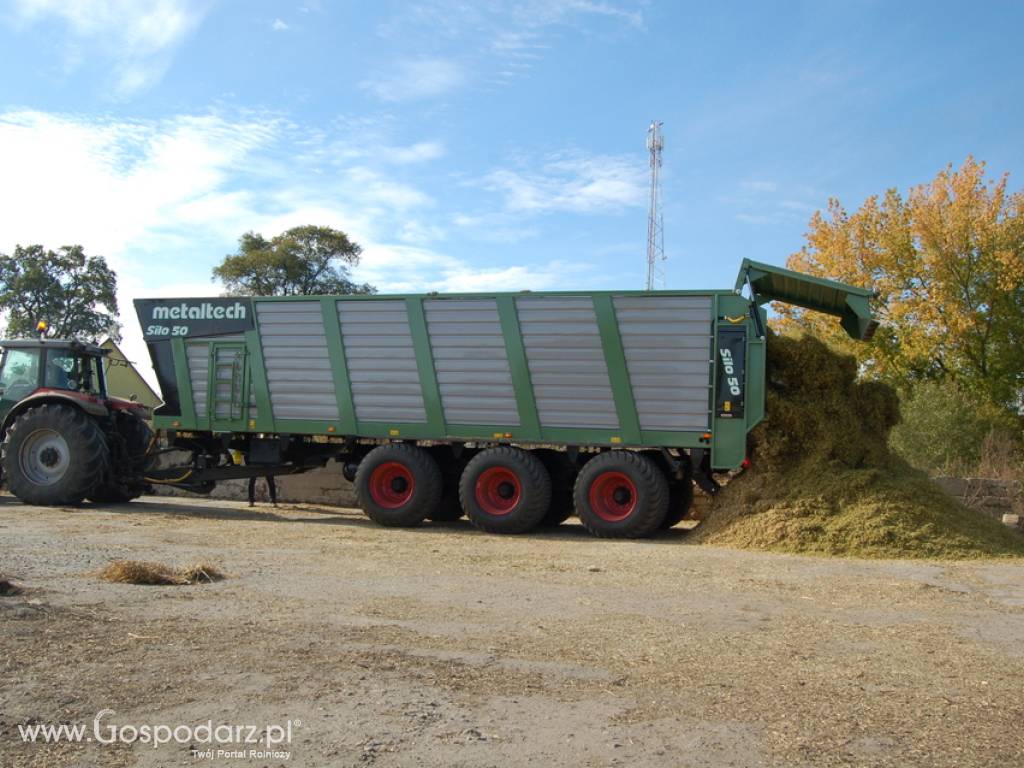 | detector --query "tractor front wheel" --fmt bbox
[2,404,110,506]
